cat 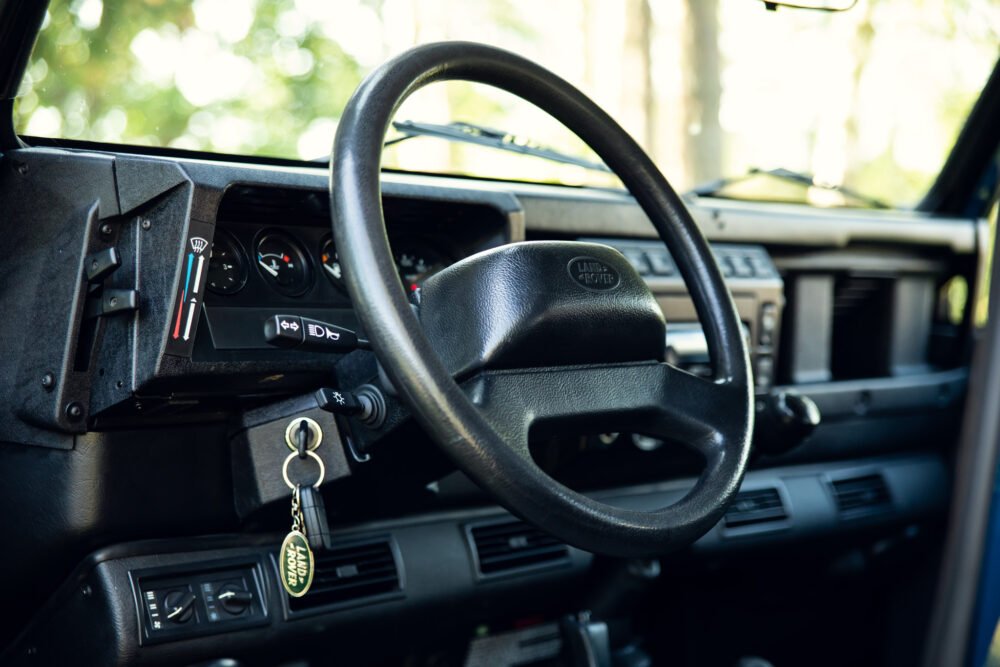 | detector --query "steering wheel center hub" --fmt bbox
[417,241,666,377]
